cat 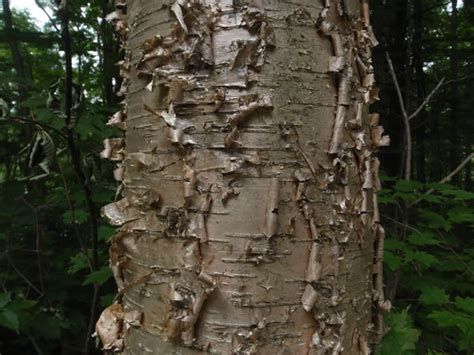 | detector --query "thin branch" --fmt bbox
[20,197,45,294]
[386,52,412,181]
[5,115,67,139]
[27,331,44,355]
[440,152,474,184]
[34,0,61,33]
[6,252,43,296]
[57,163,94,272]
[438,238,474,276]
[410,152,474,206]
[408,77,445,121]
[381,213,423,234]
[2,0,26,80]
